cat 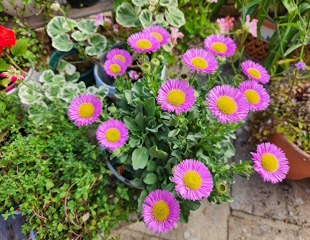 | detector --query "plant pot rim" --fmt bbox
[271,133,310,161]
